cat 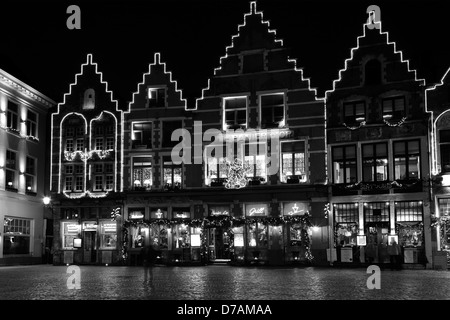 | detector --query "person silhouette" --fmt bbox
[141,244,157,283]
